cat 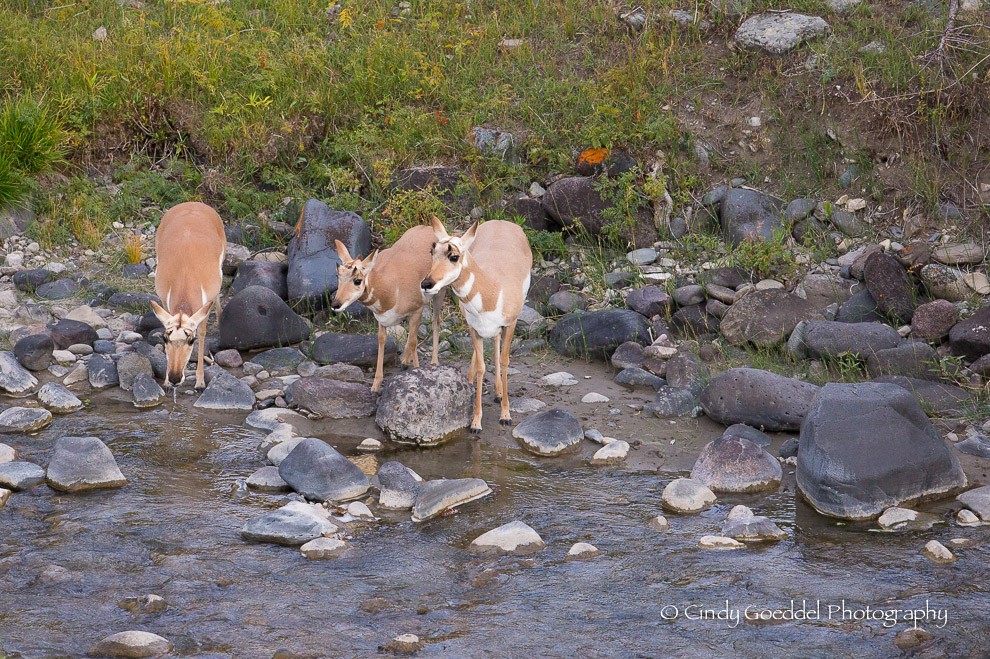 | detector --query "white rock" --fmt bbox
[0,443,16,462]
[541,371,577,387]
[648,515,670,531]
[699,535,744,550]
[878,507,918,529]
[0,487,9,508]
[845,198,867,212]
[529,182,546,197]
[357,438,382,452]
[384,634,422,653]
[52,350,76,365]
[566,542,601,560]
[921,540,955,563]
[90,631,171,657]
[5,253,23,268]
[590,440,629,465]
[300,537,347,559]
[957,509,980,526]
[964,272,990,295]
[661,478,716,513]
[581,392,610,403]
[470,520,545,555]
[346,501,374,518]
